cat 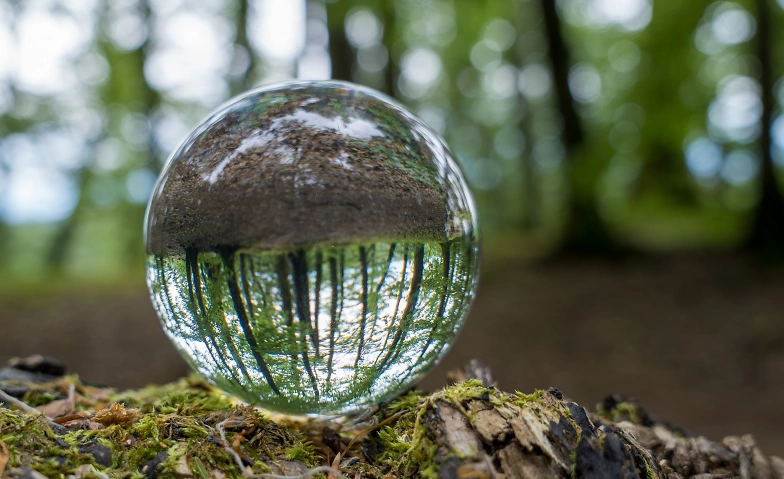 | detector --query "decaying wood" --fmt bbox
[0,356,781,479]
[421,388,784,479]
